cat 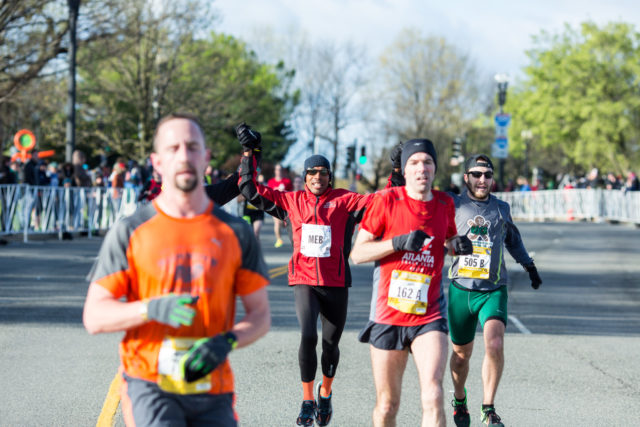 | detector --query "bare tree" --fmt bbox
[0,0,150,160]
[243,27,369,176]
[376,28,488,170]
[0,1,69,104]
[315,42,368,175]
[0,1,68,157]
